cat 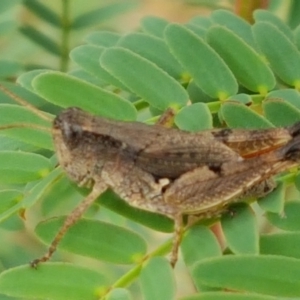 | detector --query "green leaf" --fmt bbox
[184,24,206,38]
[117,32,184,80]
[0,0,20,13]
[253,10,294,42]
[22,168,64,209]
[0,20,16,36]
[294,24,300,50]
[85,31,121,47]
[69,69,107,87]
[0,60,22,79]
[0,104,52,149]
[107,288,132,300]
[192,255,300,297]
[97,190,174,233]
[40,175,82,217]
[70,45,130,91]
[0,135,35,152]
[260,232,300,259]
[32,71,137,120]
[207,26,275,93]
[19,25,60,56]
[258,182,285,213]
[253,22,300,88]
[0,190,23,215]
[0,151,52,184]
[140,16,169,38]
[100,47,188,110]
[165,24,237,99]
[23,0,60,27]
[211,10,257,49]
[35,217,147,264]
[227,93,252,105]
[175,103,213,131]
[181,226,222,268]
[221,101,273,129]
[0,169,62,223]
[266,201,300,231]
[263,98,300,126]
[0,197,23,222]
[221,204,259,254]
[0,263,107,300]
[266,89,300,110]
[140,257,176,300]
[17,69,50,93]
[72,1,137,30]
[295,173,300,192]
[189,16,212,29]
[187,80,215,104]
[181,291,278,300]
